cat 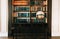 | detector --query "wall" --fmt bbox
[0,0,8,37]
[52,0,60,36]
[0,0,60,37]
